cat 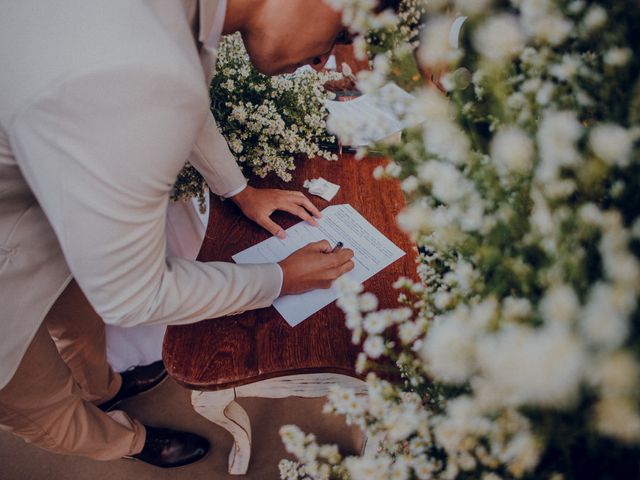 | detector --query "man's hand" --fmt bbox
[278,240,355,295]
[231,186,322,238]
